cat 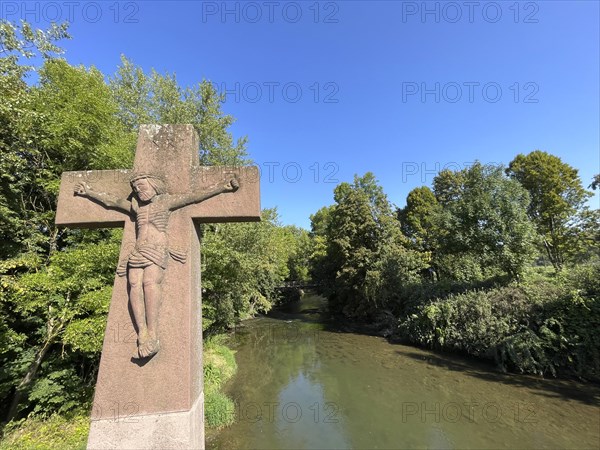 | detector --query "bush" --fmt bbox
[399,286,531,357]
[398,263,600,380]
